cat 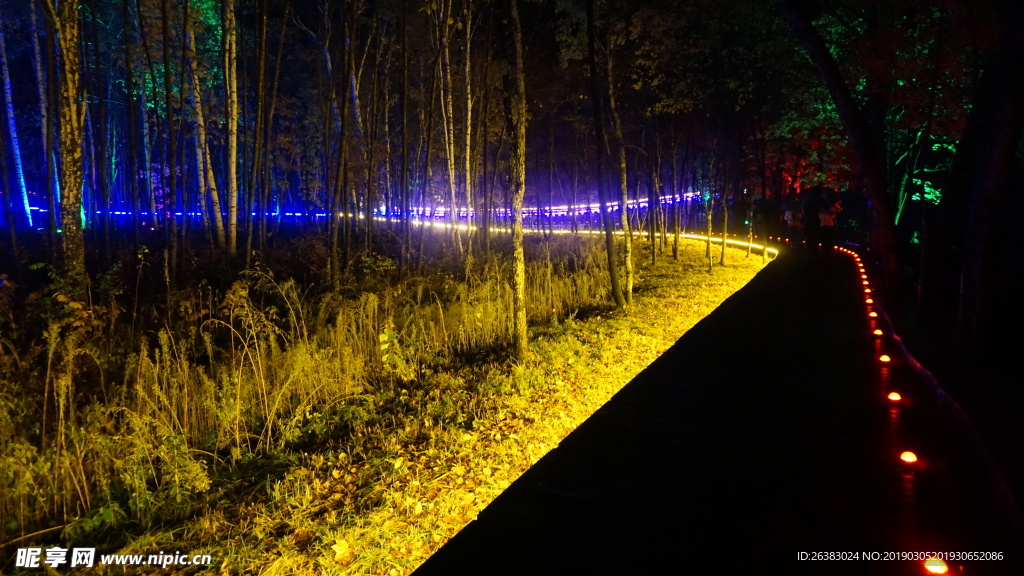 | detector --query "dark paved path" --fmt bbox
[411,251,1024,575]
